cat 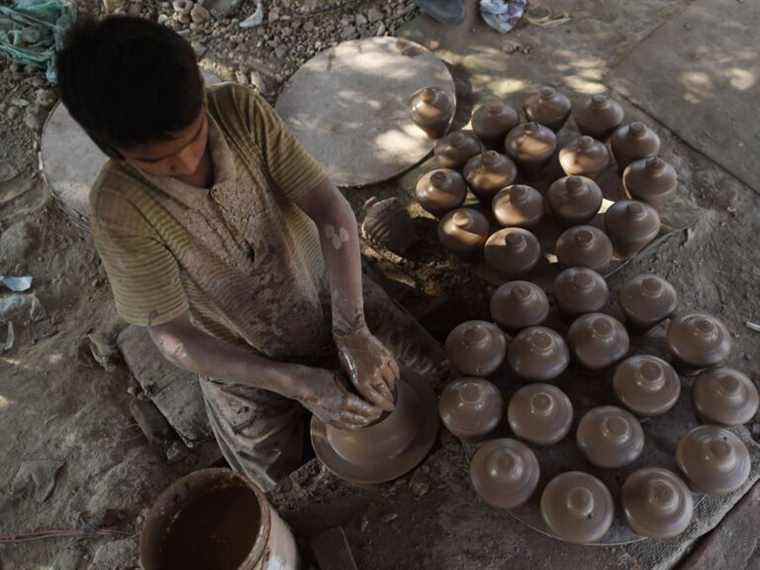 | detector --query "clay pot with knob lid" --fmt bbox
[484,228,542,277]
[445,320,507,377]
[409,86,454,139]
[504,122,557,178]
[507,326,570,382]
[676,425,751,495]
[439,377,504,442]
[471,101,519,147]
[622,468,694,539]
[492,185,545,229]
[667,313,732,371]
[577,405,645,468]
[470,438,540,509]
[415,169,467,218]
[568,313,629,372]
[613,355,681,416]
[693,367,759,426]
[434,131,483,169]
[610,122,660,170]
[605,200,661,258]
[553,267,609,318]
[559,136,610,179]
[574,94,625,140]
[546,176,603,227]
[623,157,677,211]
[463,151,518,203]
[555,226,613,273]
[618,273,678,332]
[508,383,573,446]
[490,280,550,331]
[540,471,614,544]
[522,86,571,132]
[438,208,490,256]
